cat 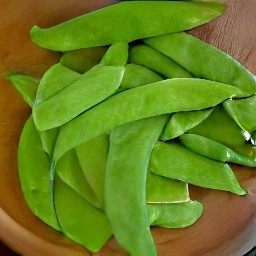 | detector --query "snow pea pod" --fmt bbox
[30,1,225,51]
[55,149,100,208]
[149,141,246,195]
[146,172,189,203]
[161,108,213,140]
[105,115,168,256]
[148,200,203,228]
[75,134,109,208]
[223,95,256,134]
[18,116,60,231]
[54,78,241,161]
[35,63,81,104]
[33,64,124,131]
[7,73,39,107]
[54,176,112,253]
[144,33,256,96]
[118,63,163,92]
[129,44,193,78]
[179,134,256,167]
[60,46,107,74]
